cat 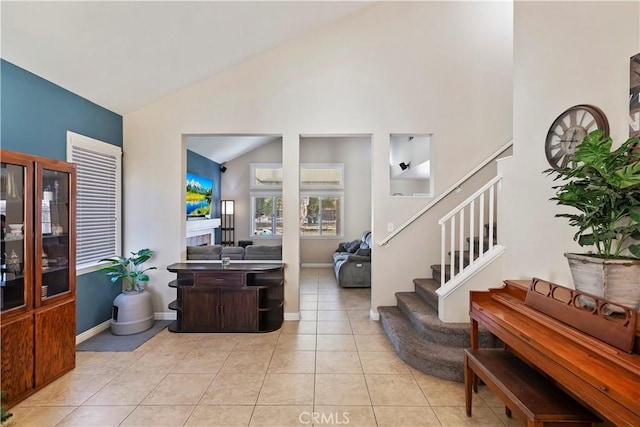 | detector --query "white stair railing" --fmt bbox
[438,174,502,289]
